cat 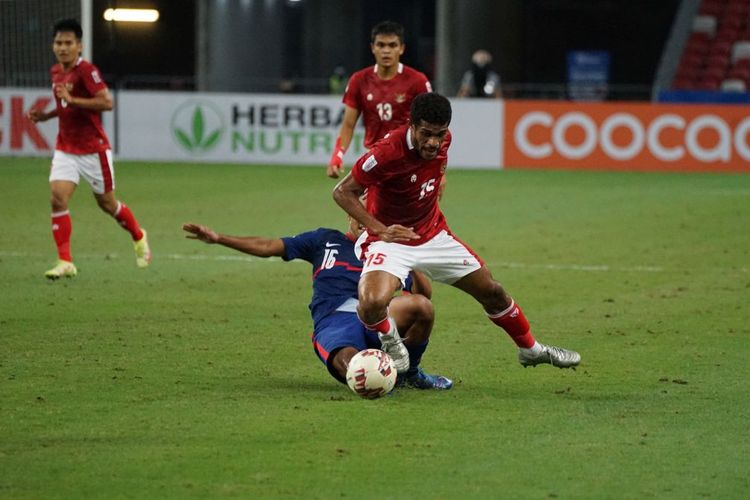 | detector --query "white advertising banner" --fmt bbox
[117,91,502,168]
[0,88,501,168]
[0,88,115,156]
